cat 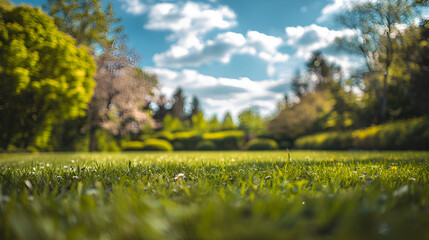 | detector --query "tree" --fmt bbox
[335,0,419,122]
[291,70,310,99]
[189,96,201,120]
[208,116,221,132]
[45,0,158,151]
[88,45,157,151]
[170,87,186,121]
[44,0,120,47]
[221,112,236,130]
[0,0,13,10]
[267,92,332,142]
[191,112,208,132]
[0,6,95,150]
[238,108,266,141]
